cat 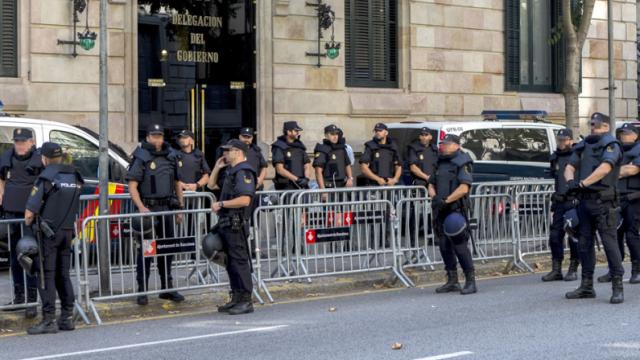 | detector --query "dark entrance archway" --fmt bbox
[137,0,256,164]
